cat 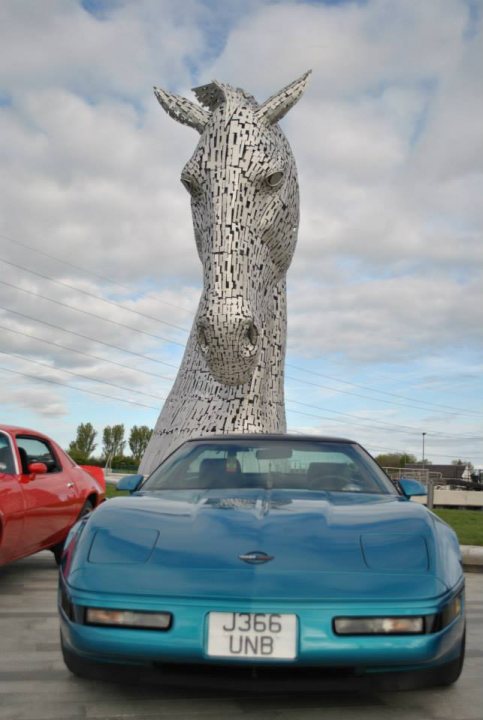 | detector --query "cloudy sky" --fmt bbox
[1,0,482,467]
